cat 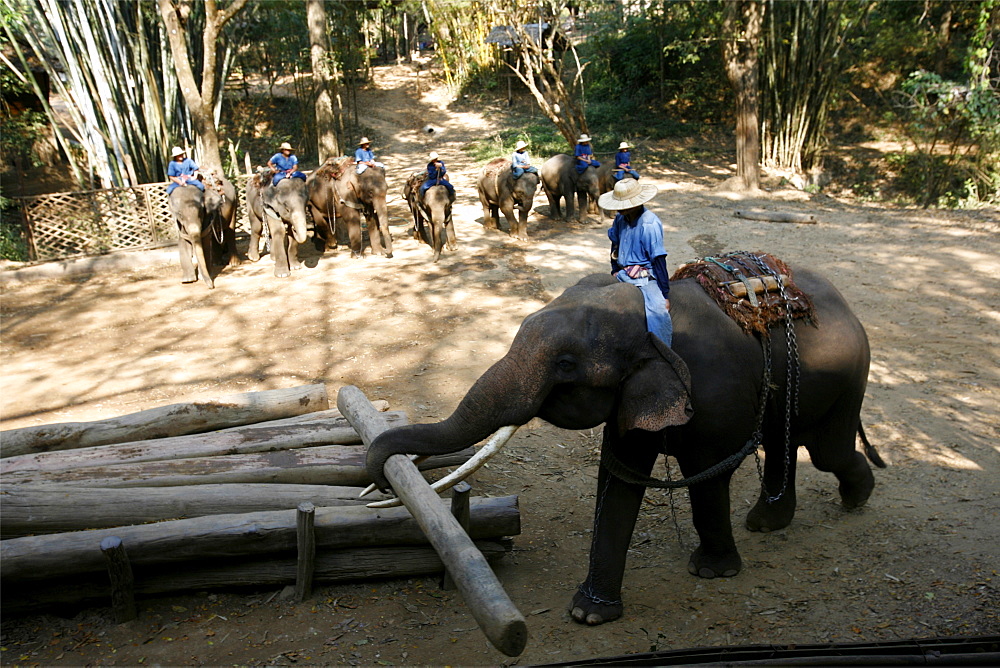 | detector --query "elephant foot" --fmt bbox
[248,252,260,263]
[385,252,393,259]
[687,545,741,579]
[350,251,364,260]
[746,489,796,532]
[570,588,623,626]
[291,262,303,272]
[838,465,875,510]
[228,257,243,268]
[181,276,198,284]
[274,270,291,278]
